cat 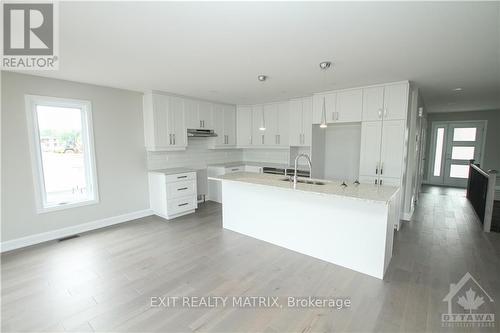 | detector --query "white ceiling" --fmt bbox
[26,1,500,113]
